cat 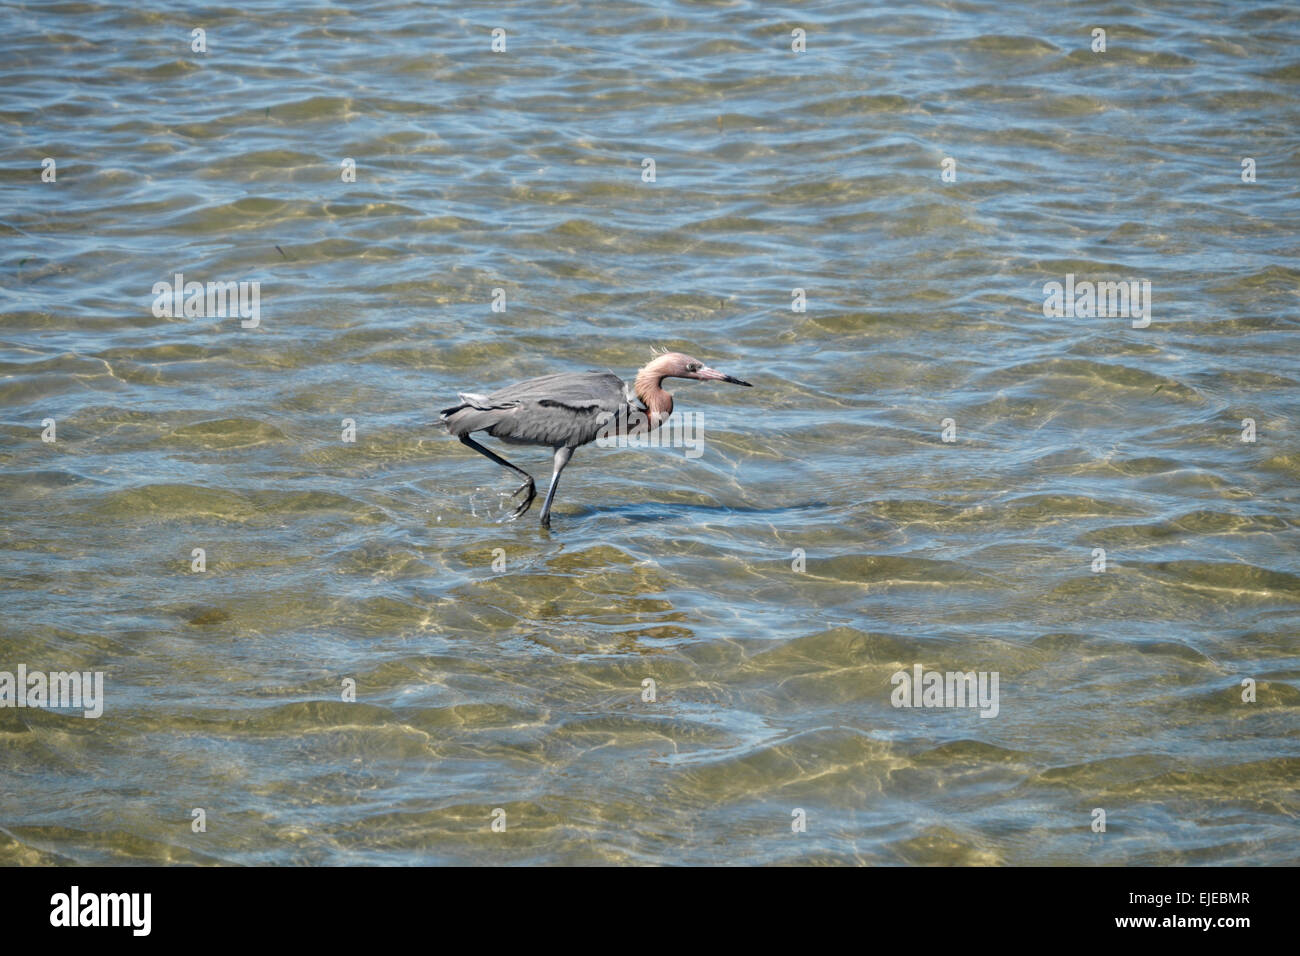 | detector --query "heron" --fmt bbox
[440,350,753,528]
